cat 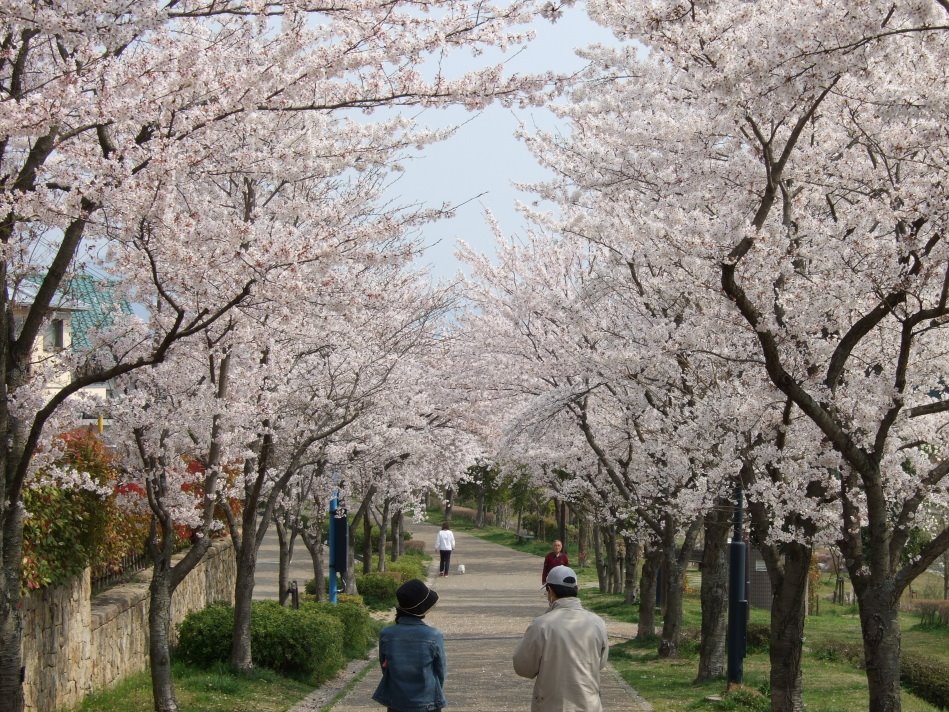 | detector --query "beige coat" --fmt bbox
[512,596,609,711]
